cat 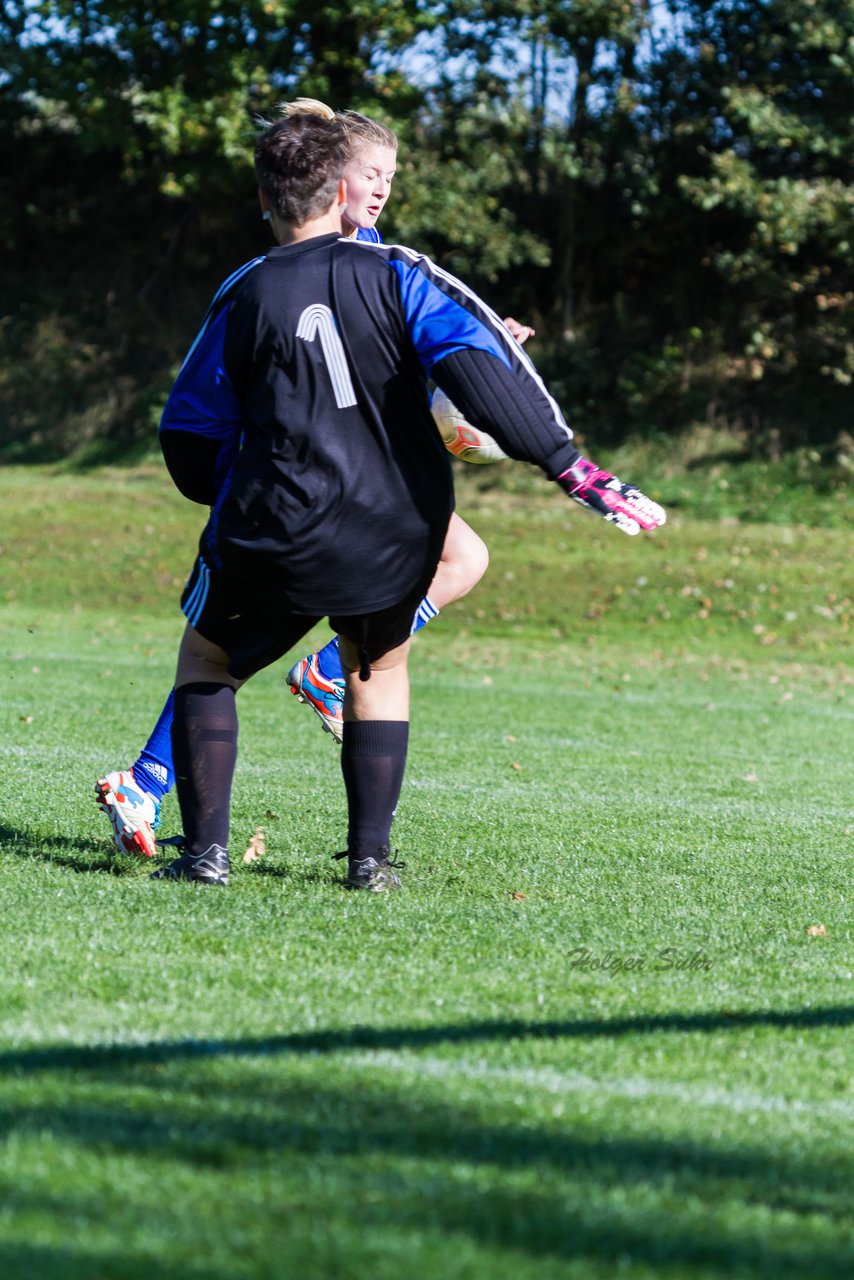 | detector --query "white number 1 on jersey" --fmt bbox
[296,305,358,409]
